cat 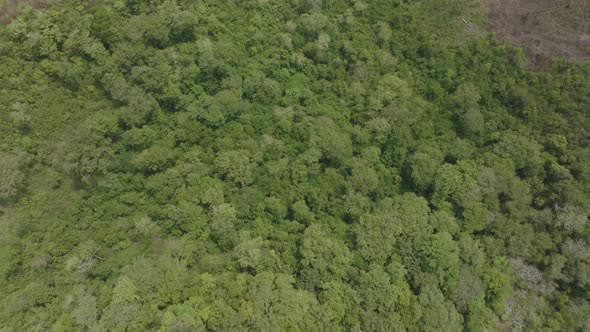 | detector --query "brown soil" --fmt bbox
[478,0,590,68]
[1,0,28,23]
[0,0,52,24]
